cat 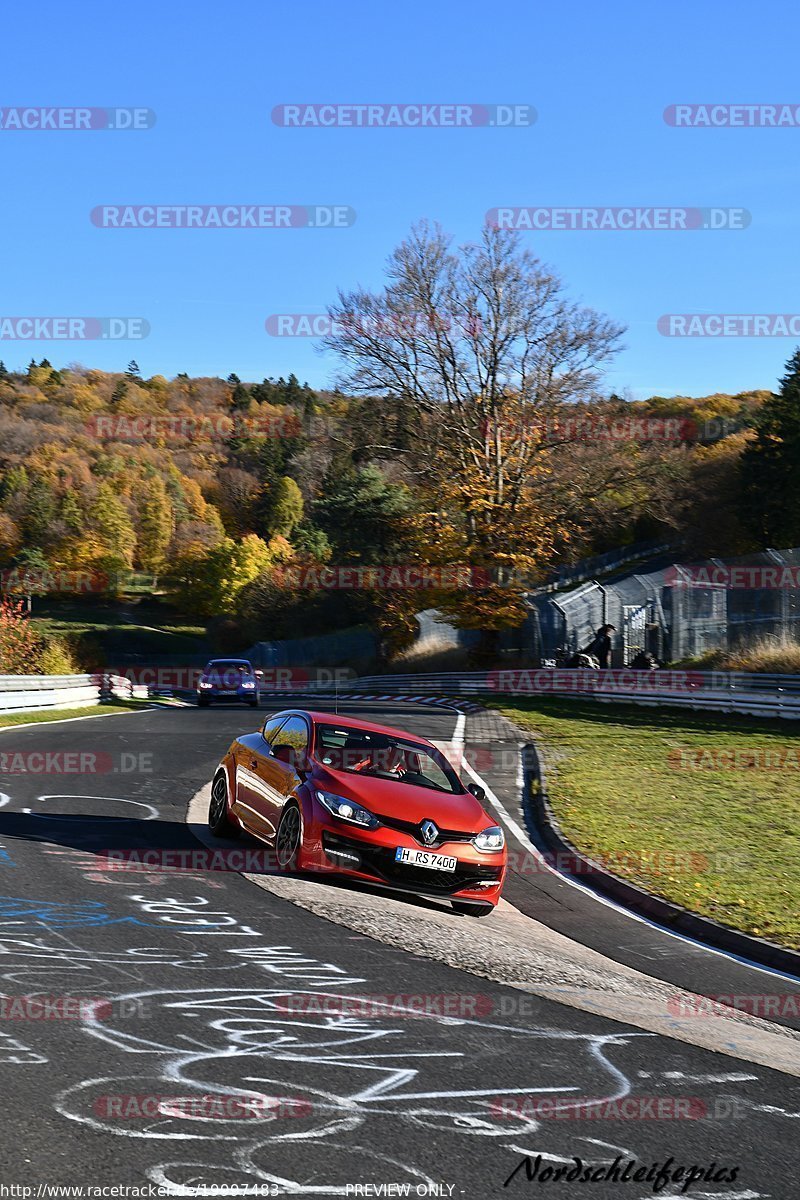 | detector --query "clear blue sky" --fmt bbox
[3,0,799,399]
